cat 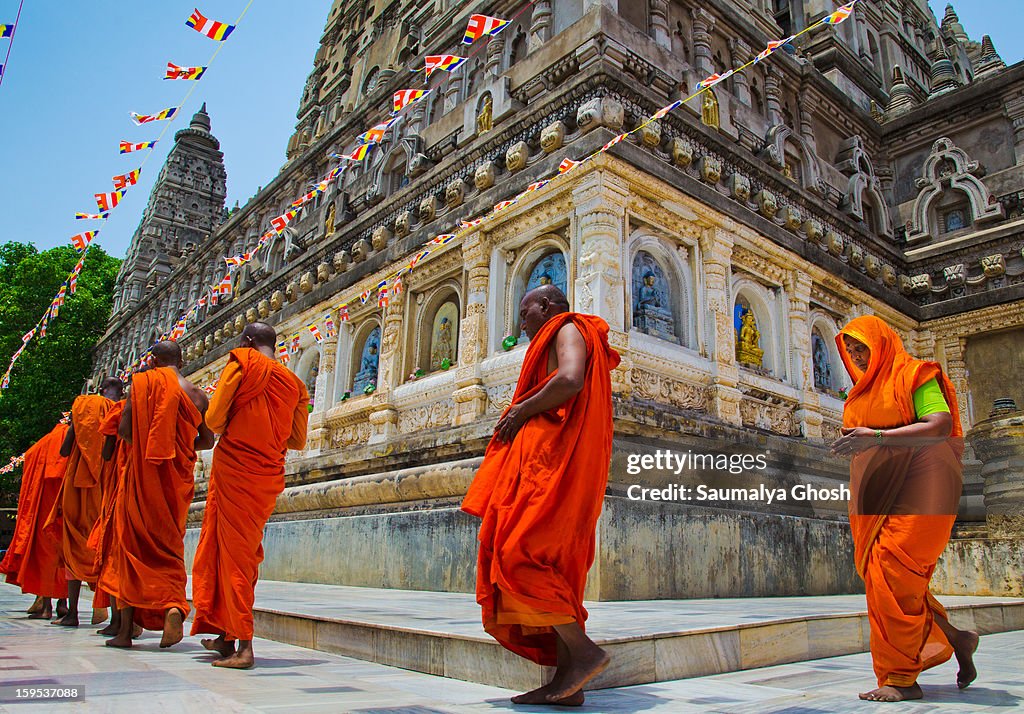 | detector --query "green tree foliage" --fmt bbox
[0,242,121,504]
